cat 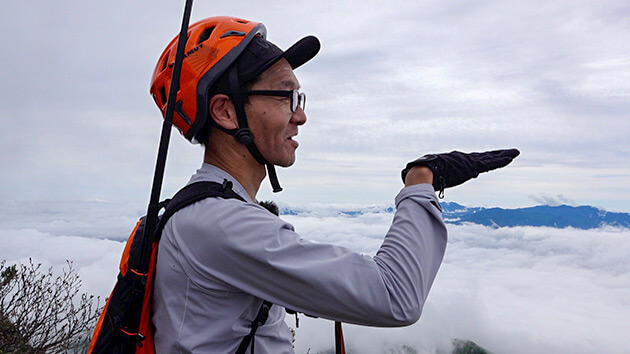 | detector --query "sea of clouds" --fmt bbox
[1,201,629,353]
